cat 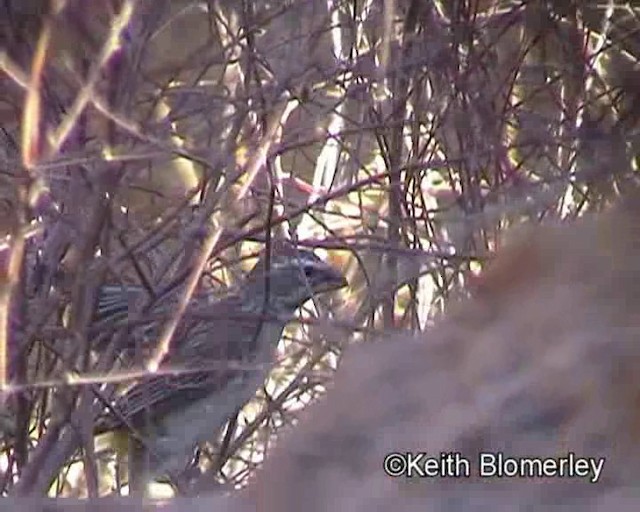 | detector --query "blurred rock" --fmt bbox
[246,194,640,511]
